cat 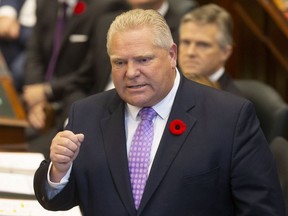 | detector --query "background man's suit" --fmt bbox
[34,75,285,215]
[24,0,120,157]
[218,72,243,96]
